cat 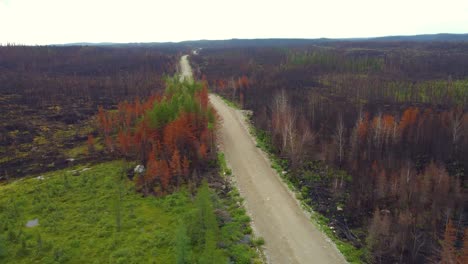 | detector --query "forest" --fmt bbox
[1,40,467,263]
[0,45,178,177]
[192,41,468,263]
